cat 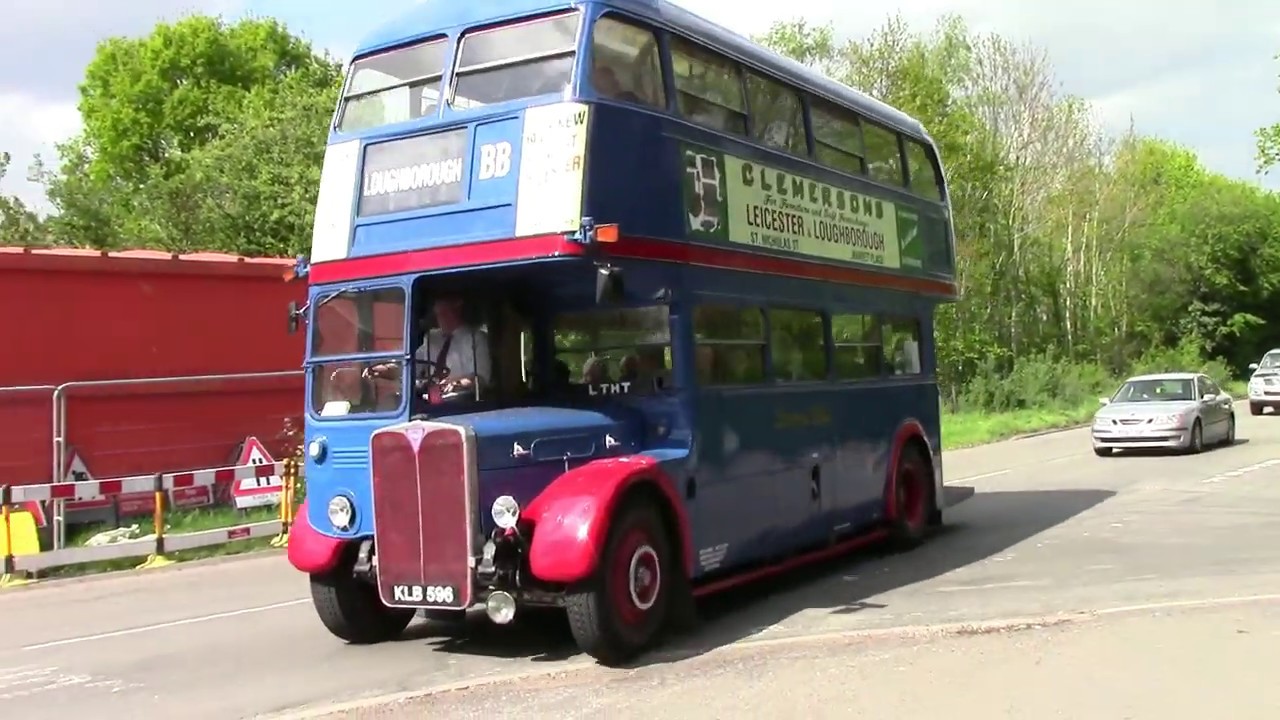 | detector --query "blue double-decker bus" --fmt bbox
[286,0,967,665]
